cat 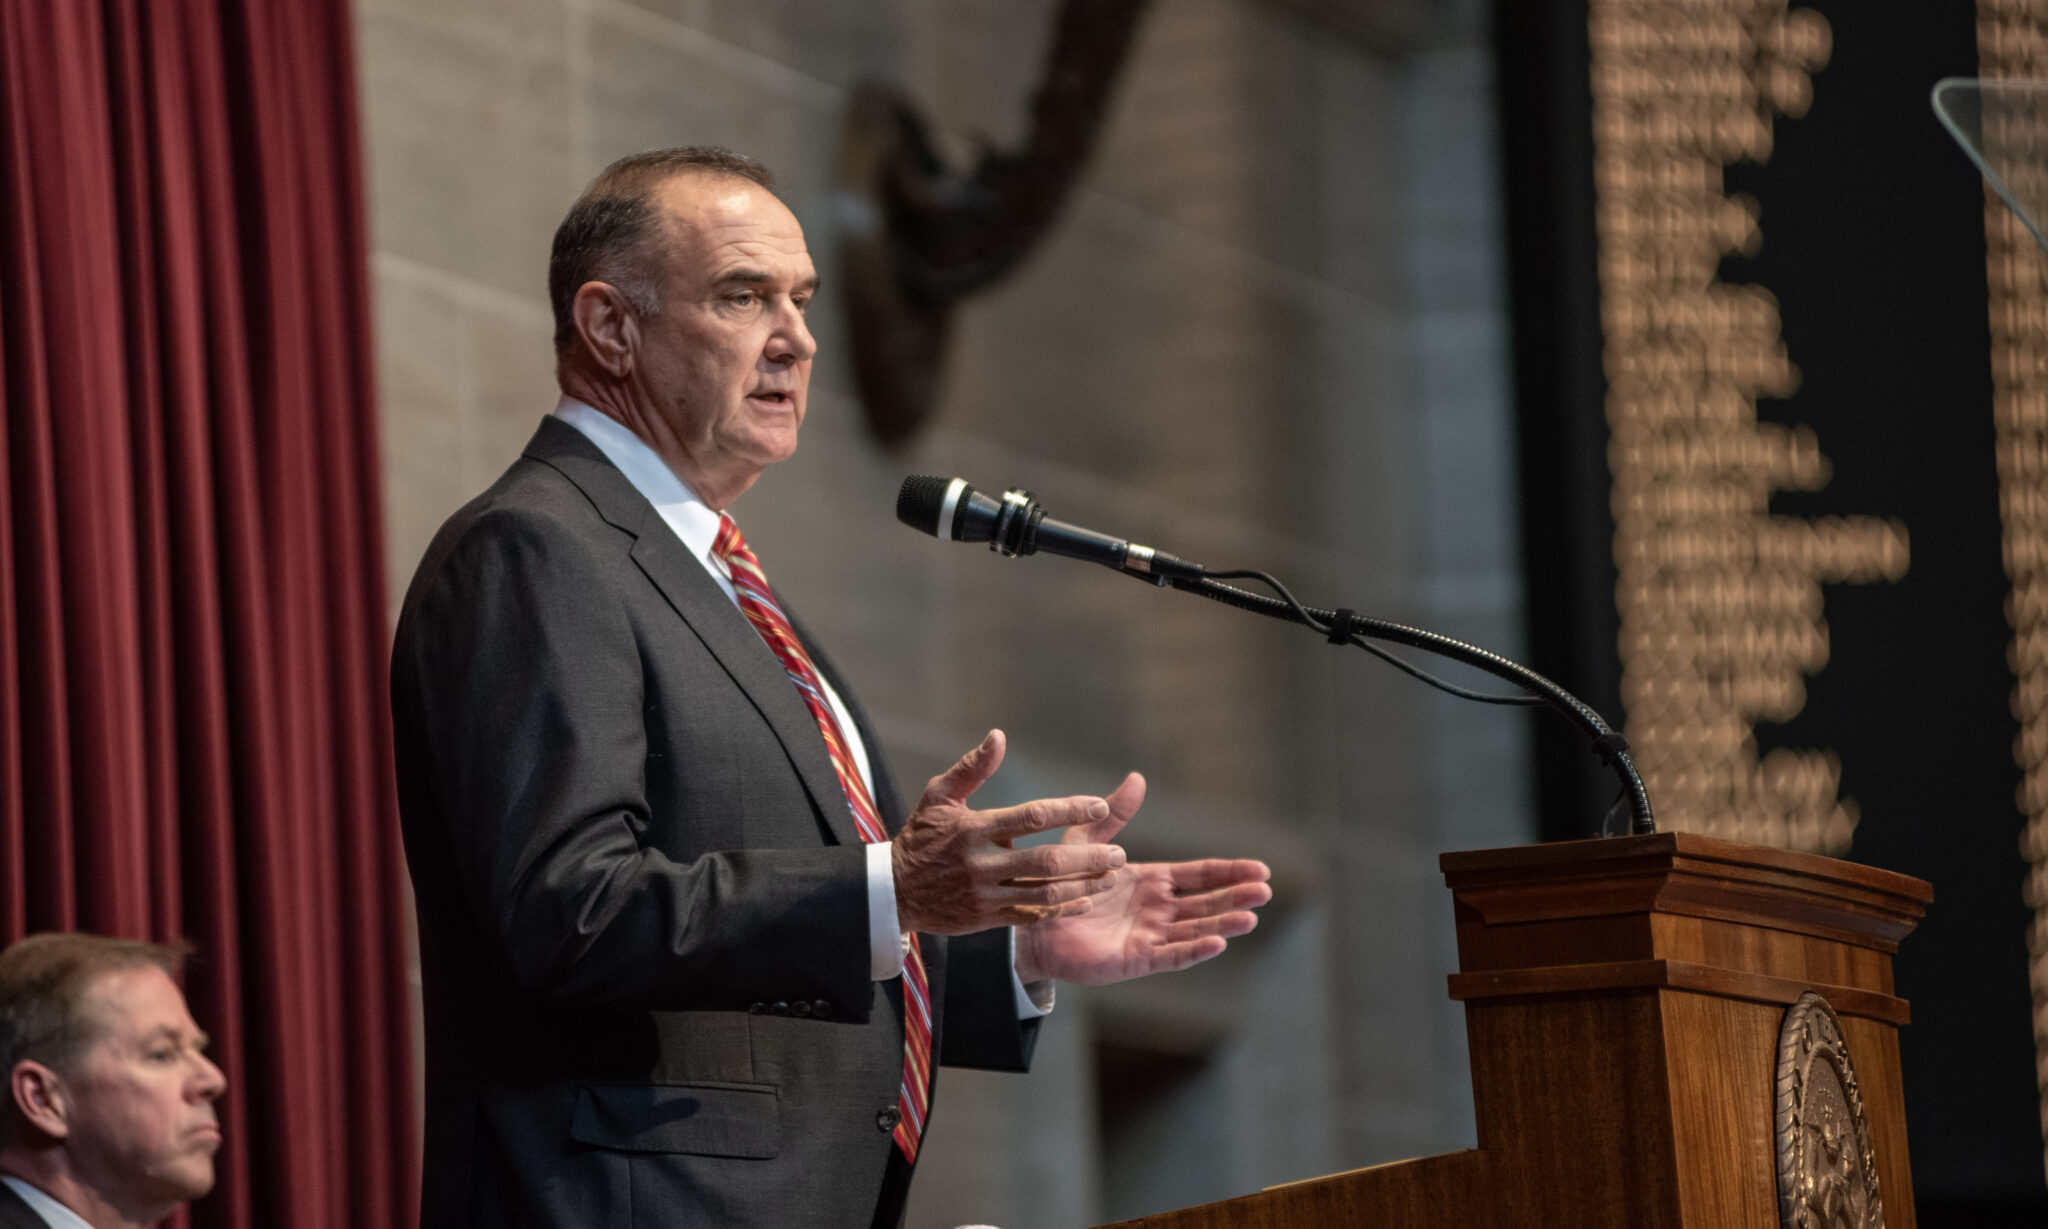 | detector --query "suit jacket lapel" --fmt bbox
[0,1183,56,1229]
[522,417,861,848]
